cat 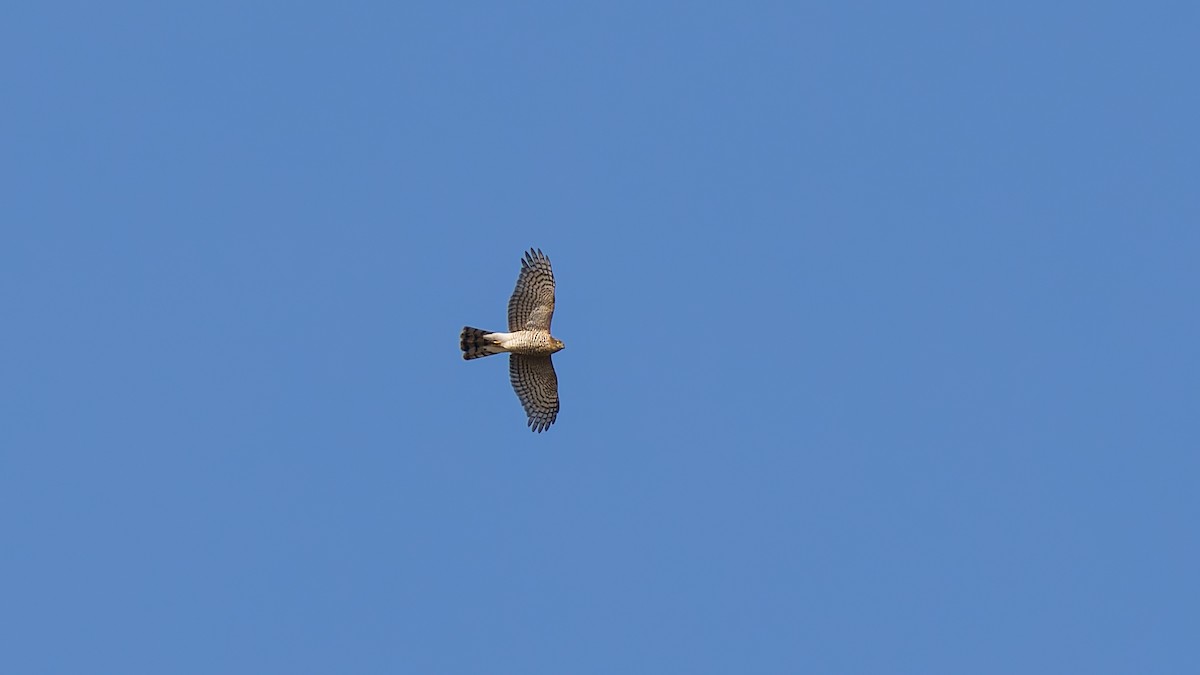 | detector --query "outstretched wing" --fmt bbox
[507,248,556,332]
[509,354,559,433]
